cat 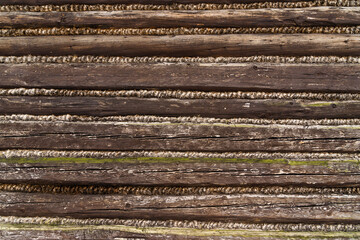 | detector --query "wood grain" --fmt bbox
[0,0,316,4]
[1,63,359,92]
[1,8,359,28]
[0,34,358,57]
[0,96,359,119]
[2,161,360,186]
[1,191,360,223]
[1,121,359,152]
